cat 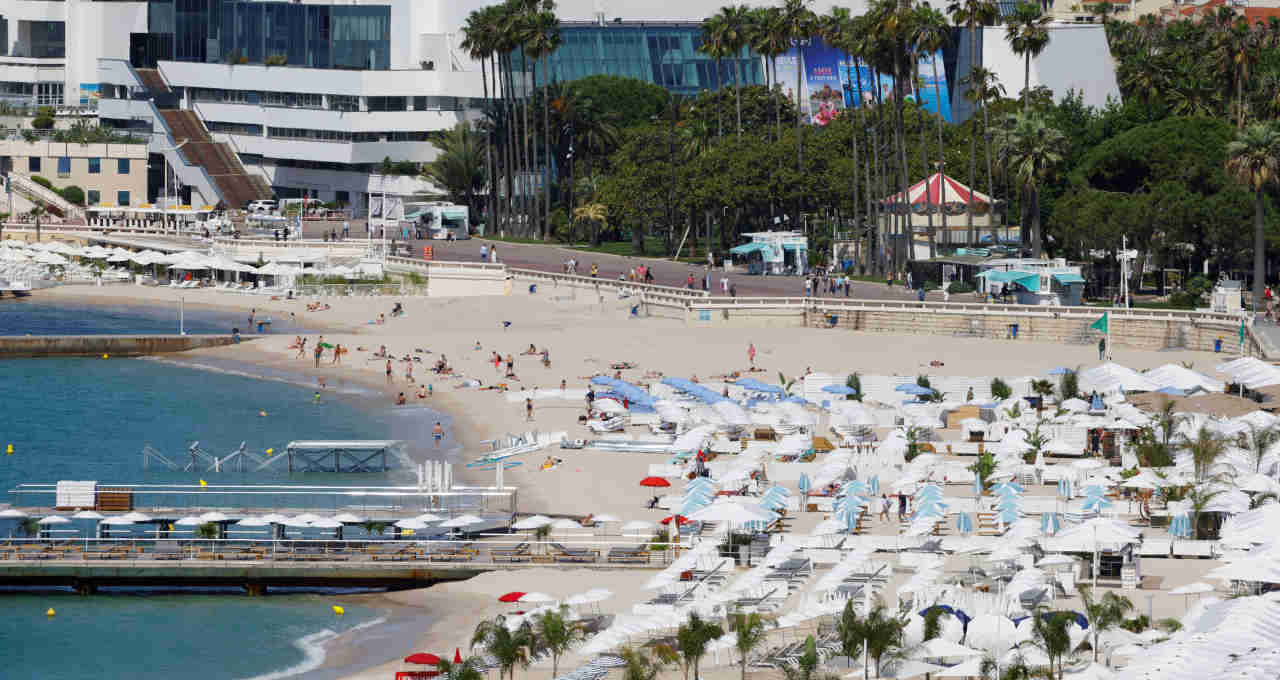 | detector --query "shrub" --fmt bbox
[31,106,55,130]
[947,280,975,294]
[30,175,53,190]
[59,185,85,206]
[264,54,287,66]
[990,377,1012,400]
[916,374,931,389]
